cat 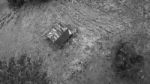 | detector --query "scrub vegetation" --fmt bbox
[0,54,50,84]
[112,42,145,80]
